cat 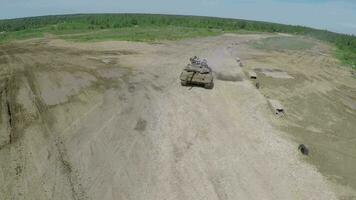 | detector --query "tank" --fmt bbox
[180,56,214,89]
